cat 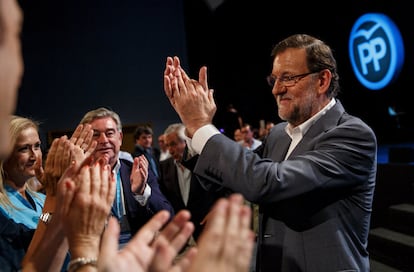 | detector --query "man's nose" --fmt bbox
[97,132,108,142]
[272,83,286,96]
